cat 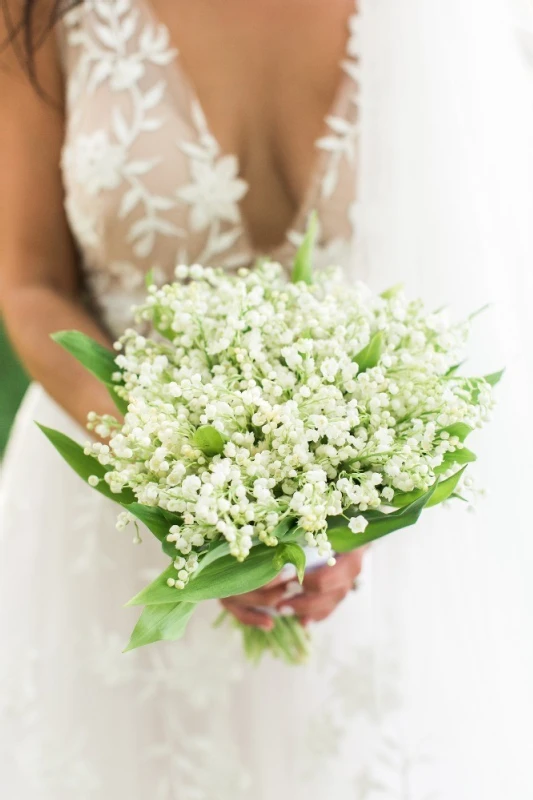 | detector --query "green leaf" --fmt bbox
[380,283,404,300]
[124,602,195,652]
[51,331,120,387]
[145,268,155,289]
[484,369,505,387]
[291,211,318,285]
[445,361,465,377]
[127,544,283,606]
[37,424,135,504]
[125,503,175,541]
[273,543,306,584]
[441,422,474,442]
[425,466,467,507]
[125,503,179,557]
[451,492,469,503]
[282,526,306,544]
[434,447,477,474]
[391,466,467,509]
[354,331,384,372]
[191,425,225,457]
[53,330,128,416]
[271,516,297,541]
[195,538,231,575]
[328,484,438,552]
